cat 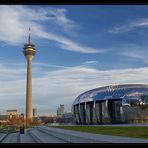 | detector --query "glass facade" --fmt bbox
[73,84,148,124]
[95,102,101,123]
[74,105,81,124]
[108,99,125,123]
[94,101,110,124]
[92,102,97,124]
[80,103,86,124]
[86,102,93,124]
[101,101,110,123]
